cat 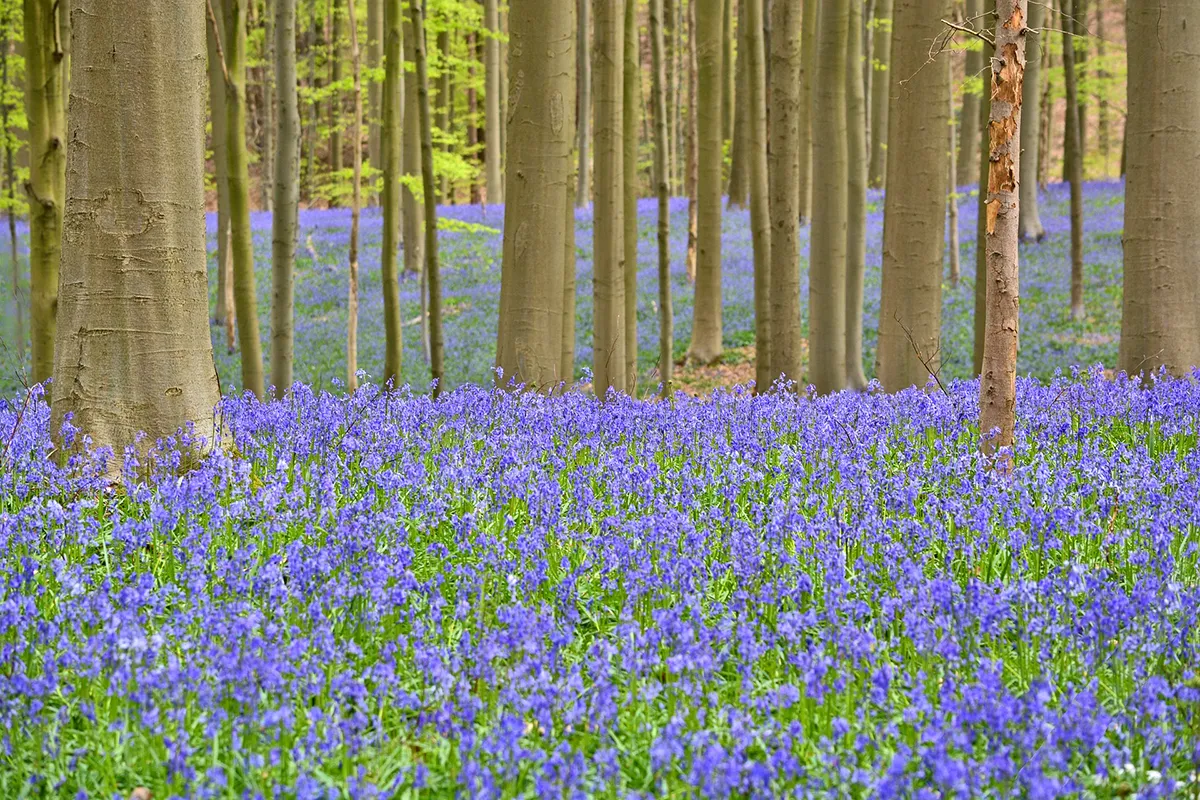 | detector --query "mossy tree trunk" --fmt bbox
[876,0,951,392]
[1119,0,1200,376]
[51,0,220,474]
[686,0,725,365]
[844,0,868,390]
[380,0,404,385]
